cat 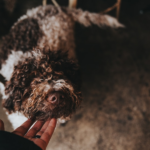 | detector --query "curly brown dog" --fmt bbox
[0,5,124,129]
